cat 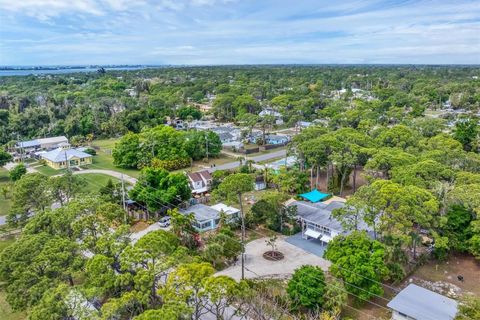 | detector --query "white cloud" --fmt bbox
[0,0,479,65]
[0,0,104,20]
